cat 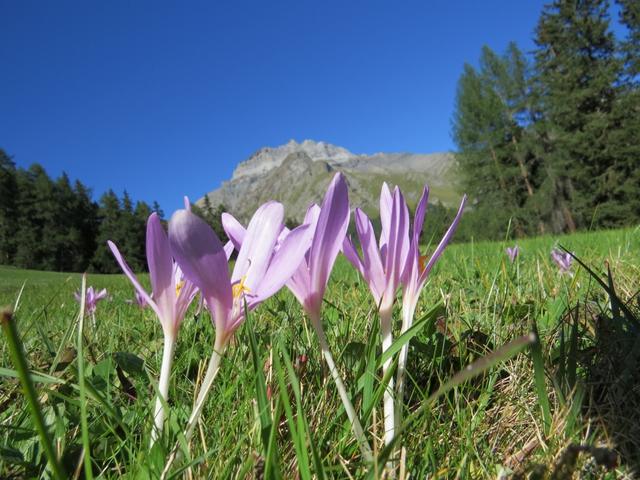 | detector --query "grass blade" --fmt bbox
[561,246,639,328]
[530,323,552,435]
[273,343,316,480]
[377,302,442,368]
[426,333,535,405]
[77,274,94,479]
[1,308,68,480]
[244,309,281,478]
